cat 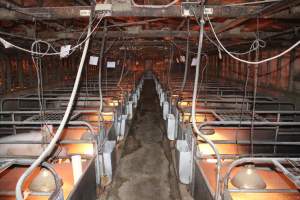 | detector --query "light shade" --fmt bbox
[29,169,56,192]
[231,165,266,189]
